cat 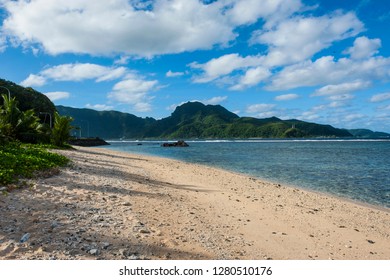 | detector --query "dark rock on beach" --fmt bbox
[68,137,110,147]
